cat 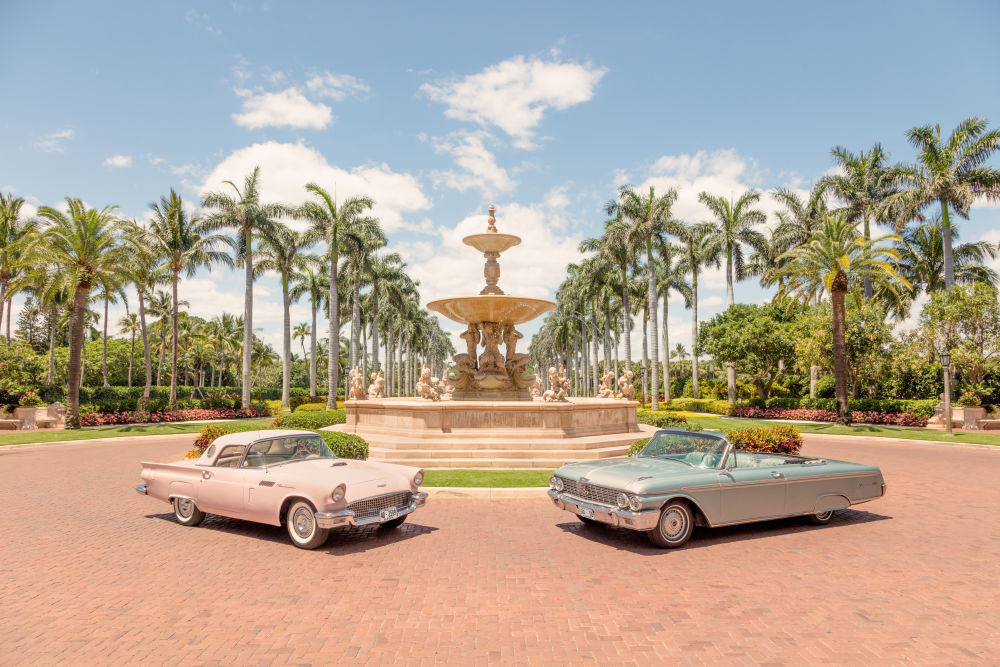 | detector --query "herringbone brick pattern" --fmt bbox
[0,434,997,664]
